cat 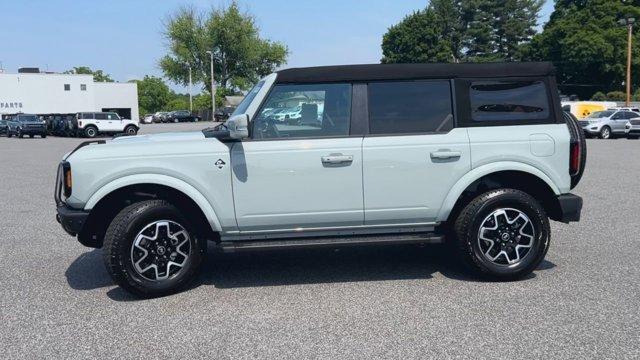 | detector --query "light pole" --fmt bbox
[206,50,216,121]
[187,62,193,112]
[619,16,635,106]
